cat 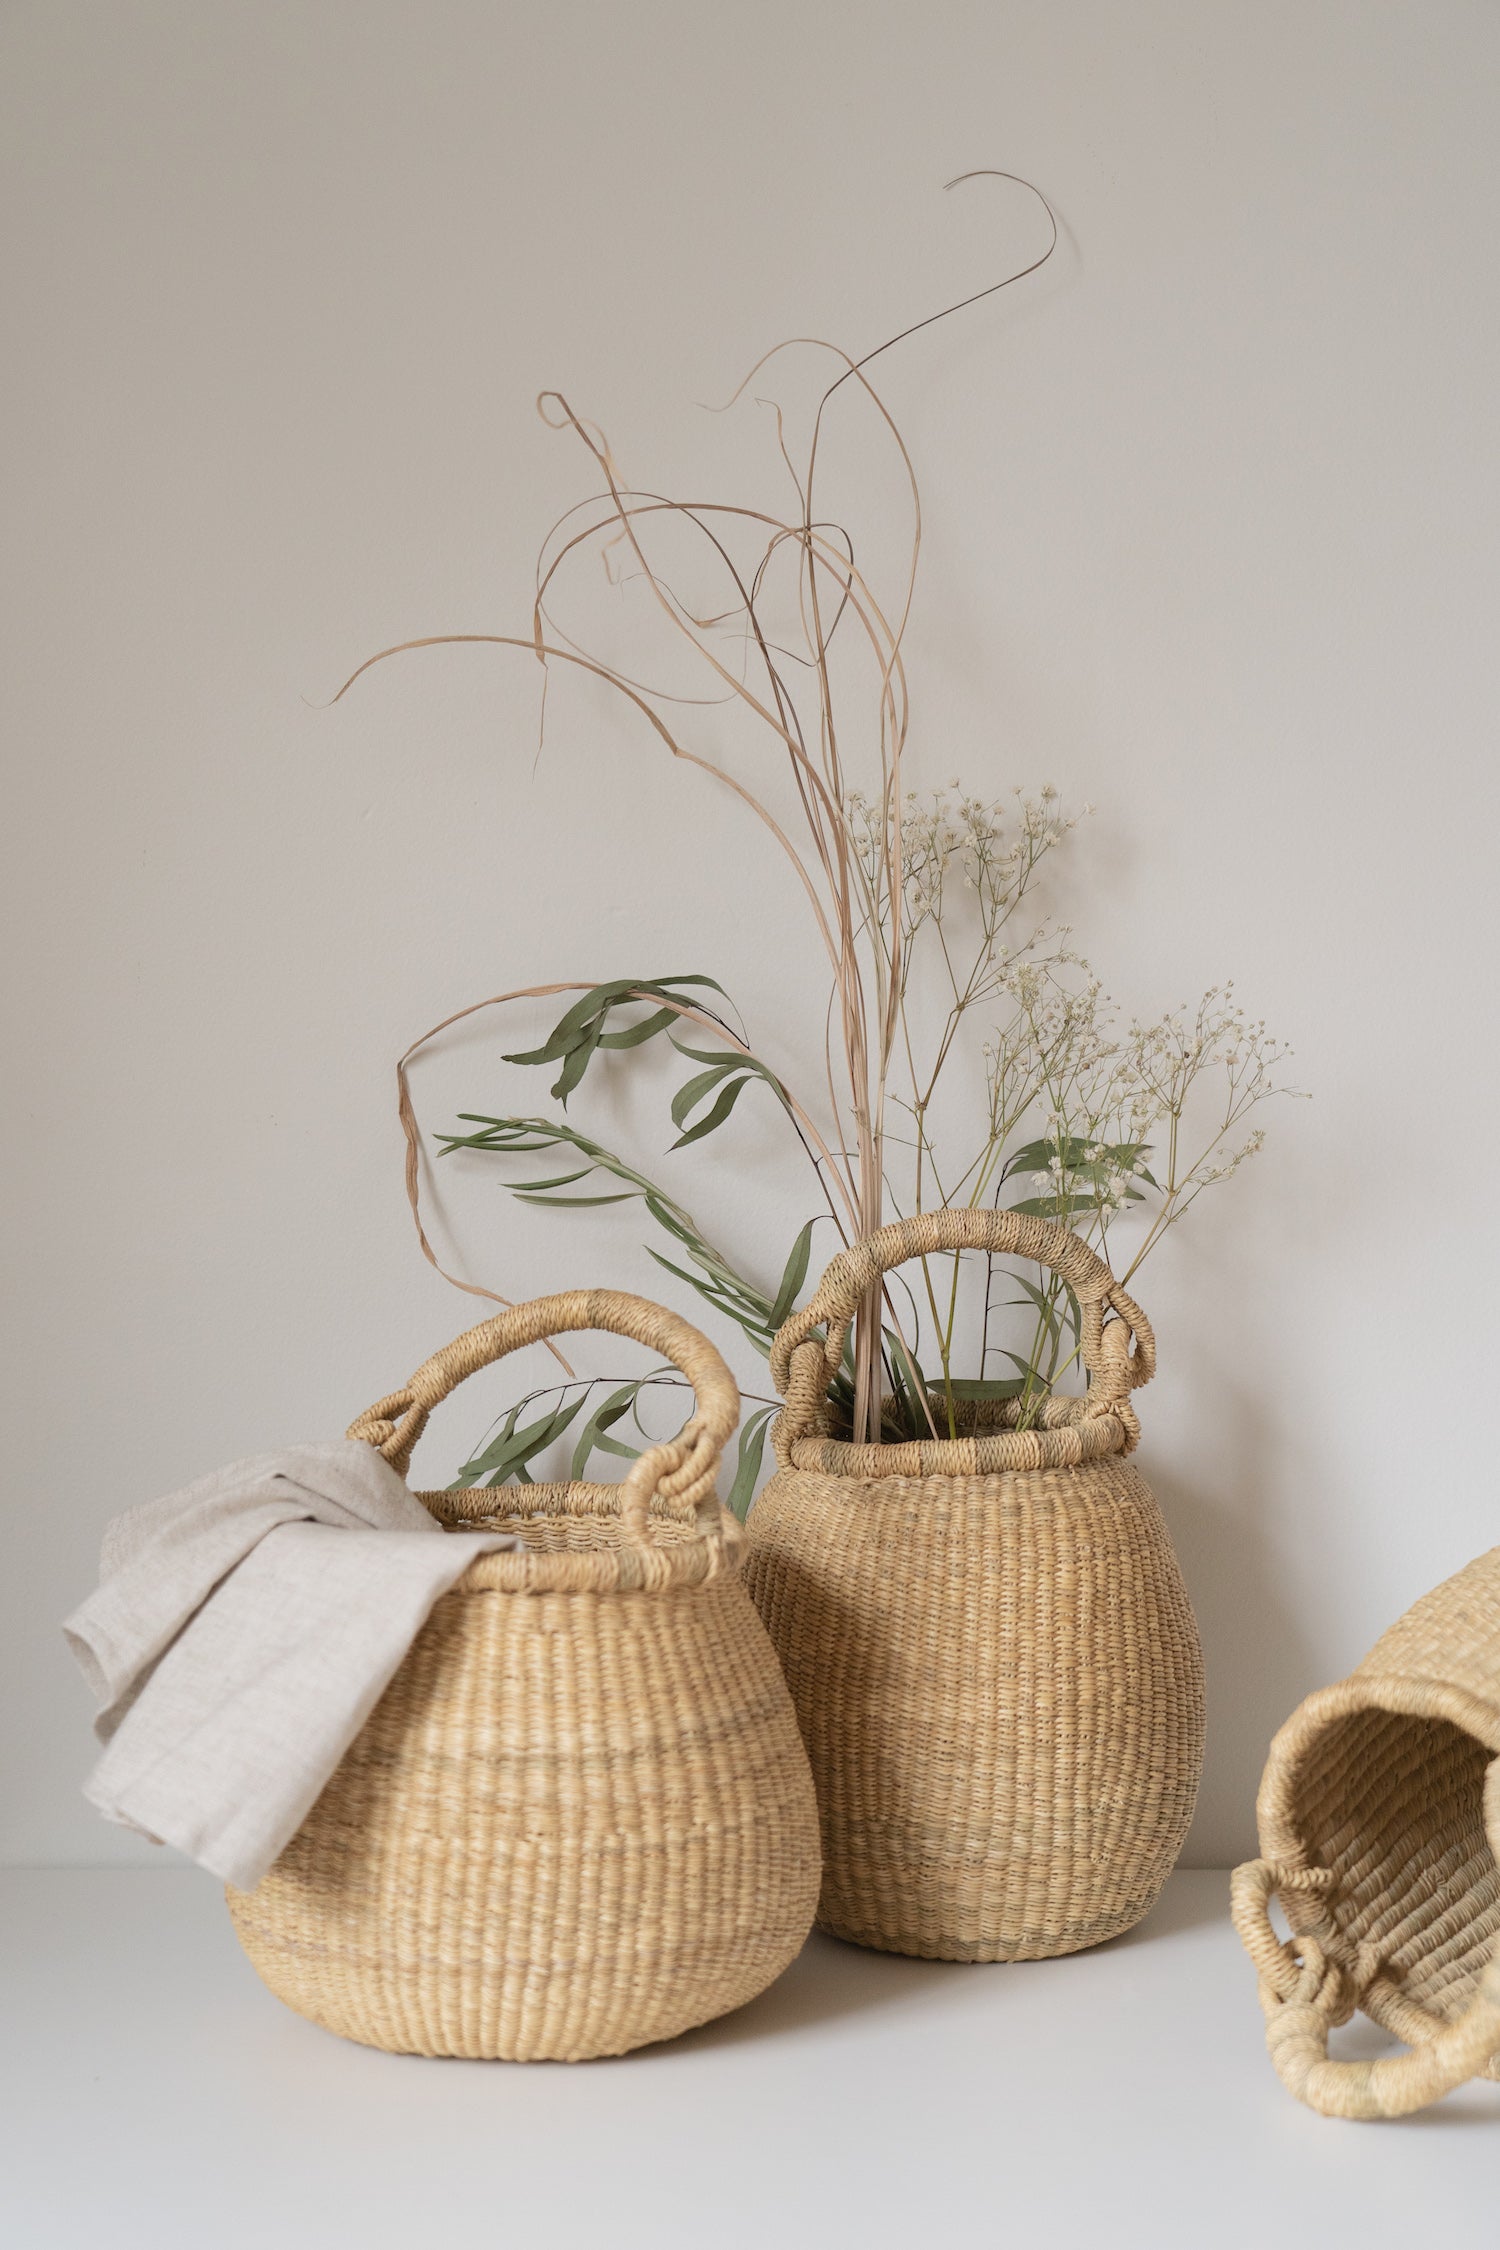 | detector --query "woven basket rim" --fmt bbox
[1259,1670,1500,1876]
[777,1396,1132,1480]
[413,1481,741,1593]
